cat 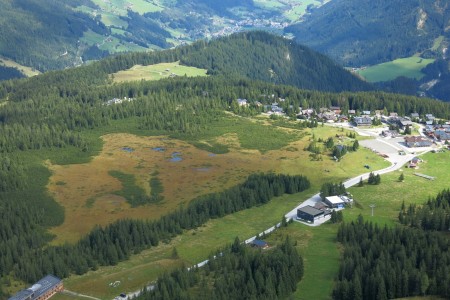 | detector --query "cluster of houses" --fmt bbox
[424,123,450,141]
[235,100,449,139]
[105,97,134,106]
[296,195,353,224]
